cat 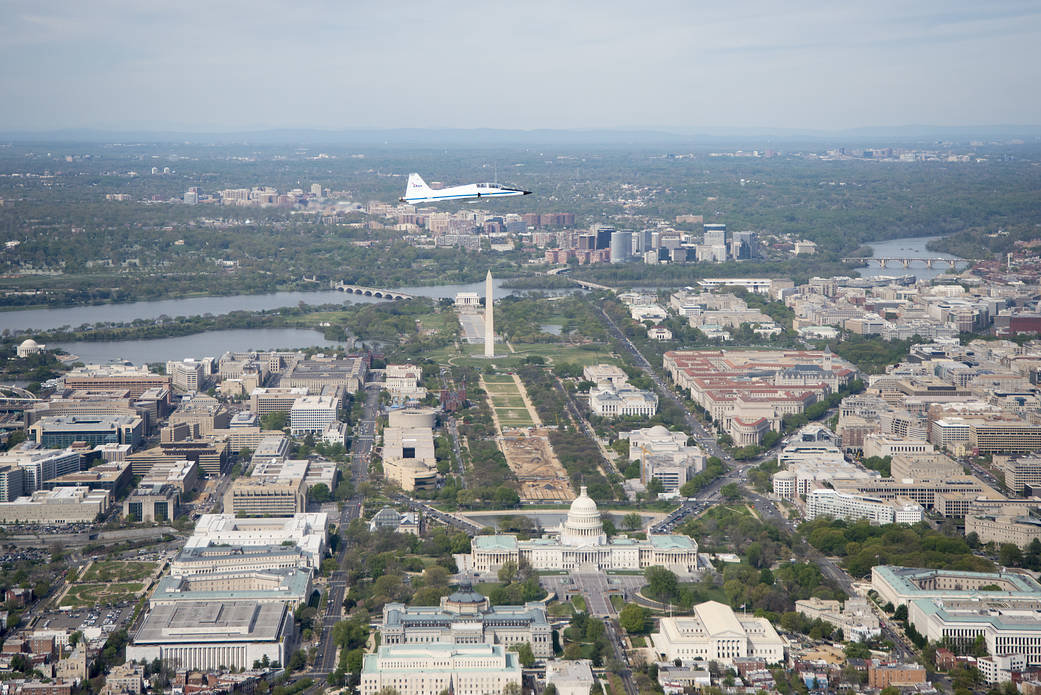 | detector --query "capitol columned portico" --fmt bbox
[470,487,698,573]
